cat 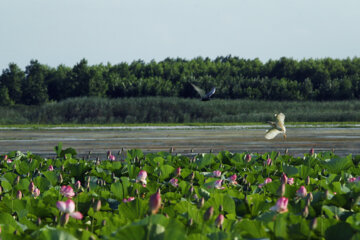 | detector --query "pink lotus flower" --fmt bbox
[169,178,178,187]
[175,167,181,177]
[214,180,225,189]
[32,188,40,198]
[136,170,148,185]
[48,165,54,171]
[60,185,75,198]
[228,174,238,185]
[123,197,135,203]
[258,177,272,188]
[213,170,222,178]
[296,186,307,198]
[270,197,288,213]
[149,189,161,214]
[109,155,115,161]
[245,154,252,162]
[287,178,294,185]
[349,177,357,182]
[215,214,224,228]
[56,199,83,220]
[266,158,272,166]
